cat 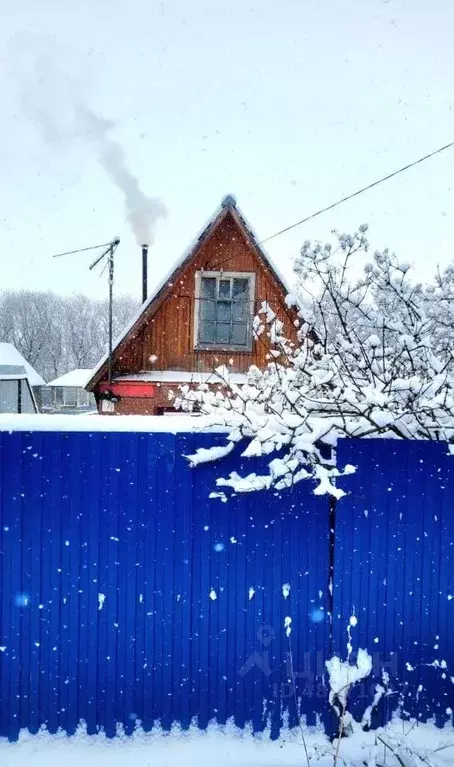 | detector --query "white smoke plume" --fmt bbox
[74,105,166,245]
[9,37,166,245]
